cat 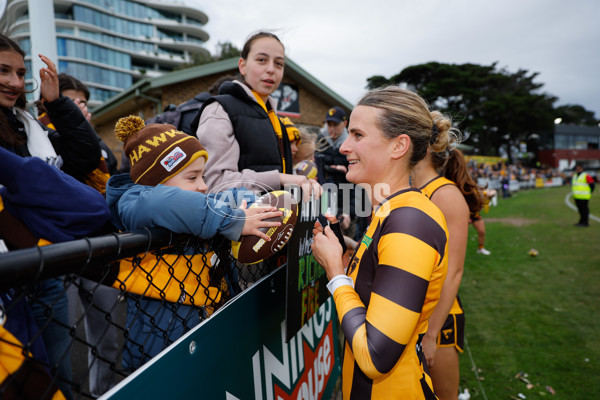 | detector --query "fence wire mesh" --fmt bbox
[0,228,276,400]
